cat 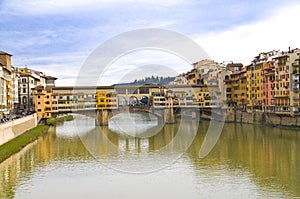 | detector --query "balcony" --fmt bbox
[293,87,300,92]
[293,70,300,74]
[274,94,289,98]
[277,62,286,66]
[292,63,300,67]
[230,77,239,81]
[293,96,300,100]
